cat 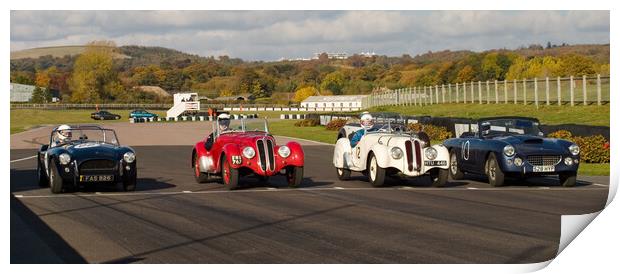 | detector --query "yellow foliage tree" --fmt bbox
[293,86,318,103]
[69,41,119,103]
